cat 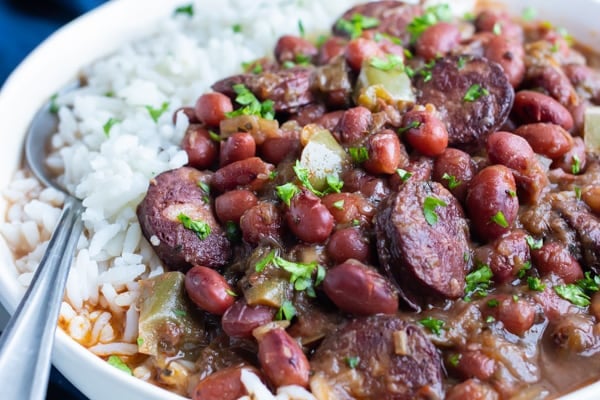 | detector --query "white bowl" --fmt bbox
[0,0,599,398]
